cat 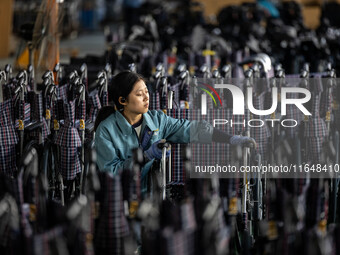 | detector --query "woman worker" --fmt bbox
[94,70,256,192]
